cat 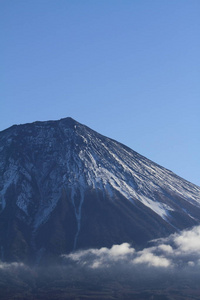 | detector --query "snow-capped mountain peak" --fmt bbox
[0,117,200,262]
